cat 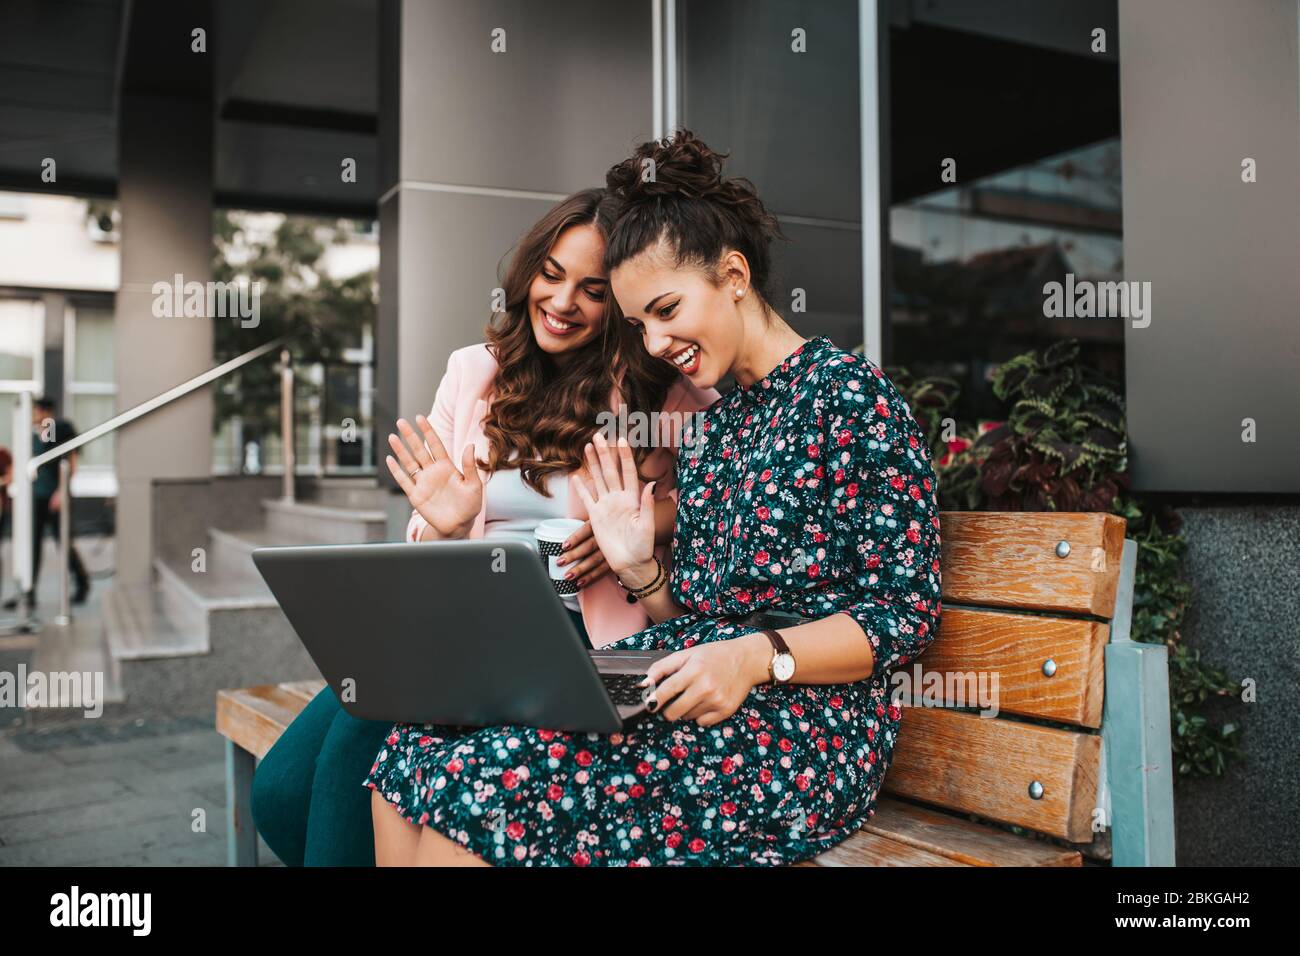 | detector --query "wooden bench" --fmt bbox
[217,511,1175,867]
